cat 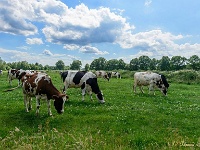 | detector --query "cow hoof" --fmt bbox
[99,100,105,104]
